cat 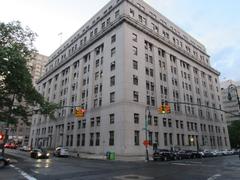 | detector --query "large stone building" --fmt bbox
[28,53,48,86]
[29,0,230,155]
[221,80,240,125]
